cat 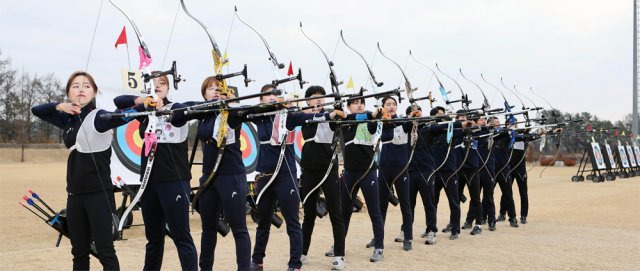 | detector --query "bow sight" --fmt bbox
[142,61,184,90]
[214,64,252,87]
[271,68,306,89]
